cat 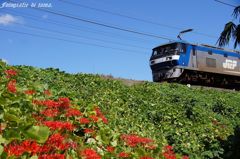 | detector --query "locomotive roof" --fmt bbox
[153,41,240,54]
